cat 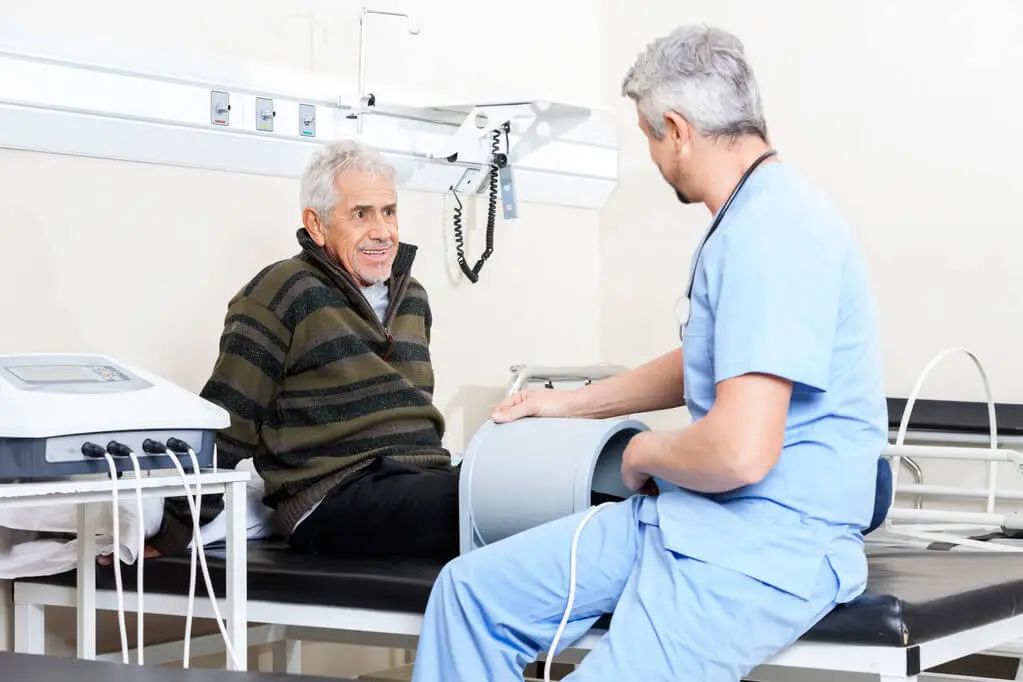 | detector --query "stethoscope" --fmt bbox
[675,149,778,332]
